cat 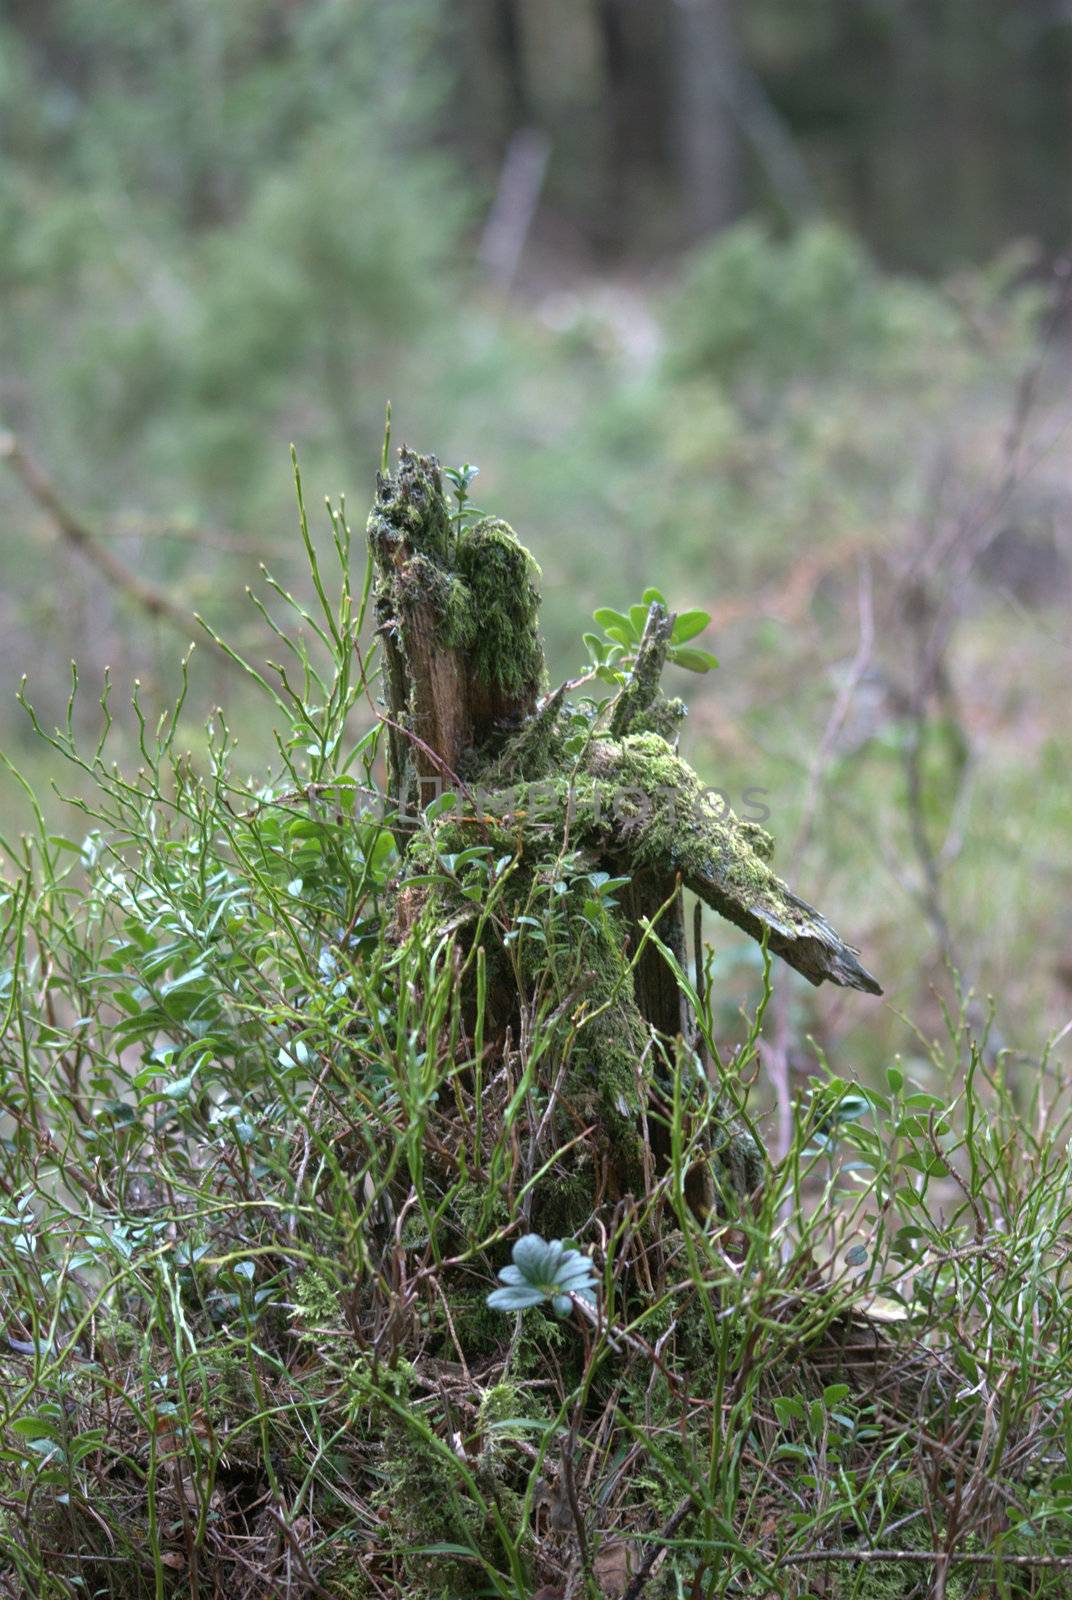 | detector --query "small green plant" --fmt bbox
[584,586,718,685]
[444,460,482,523]
[486,1234,599,1317]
